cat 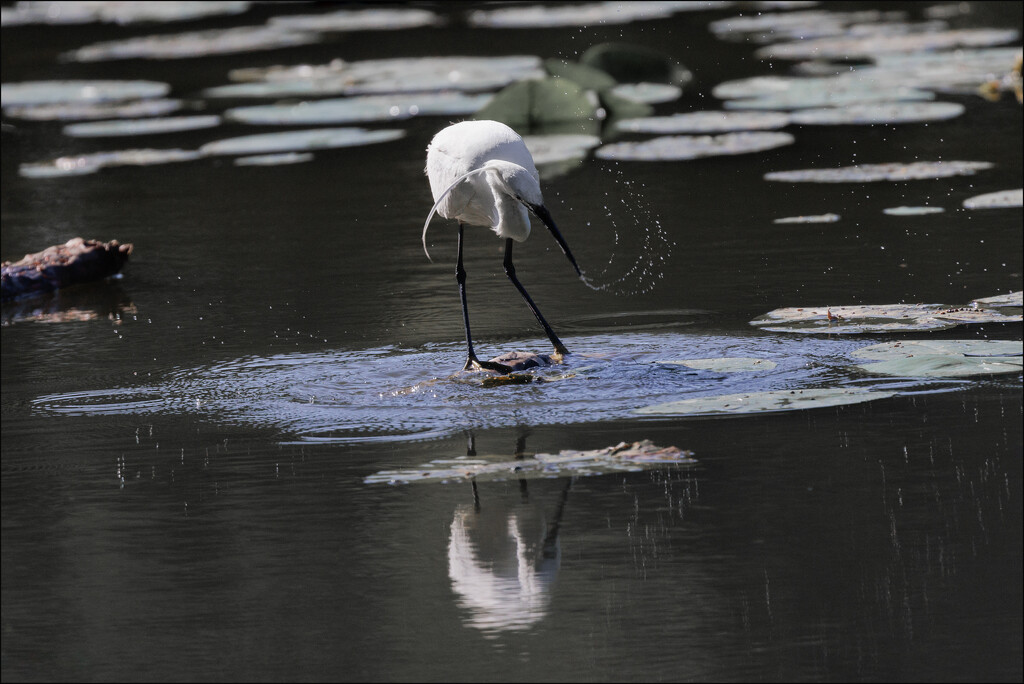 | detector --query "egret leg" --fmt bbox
[457,224,513,374]
[503,239,569,356]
